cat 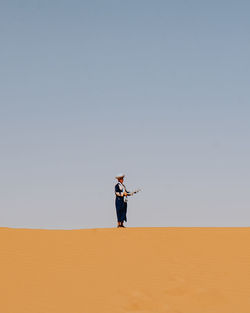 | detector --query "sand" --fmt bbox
[0,227,250,313]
